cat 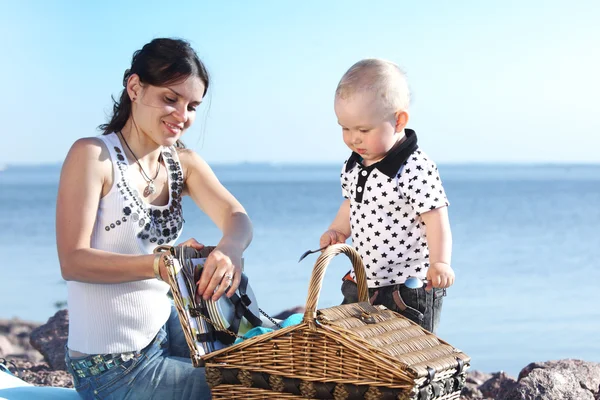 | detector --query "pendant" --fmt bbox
[143,181,156,197]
